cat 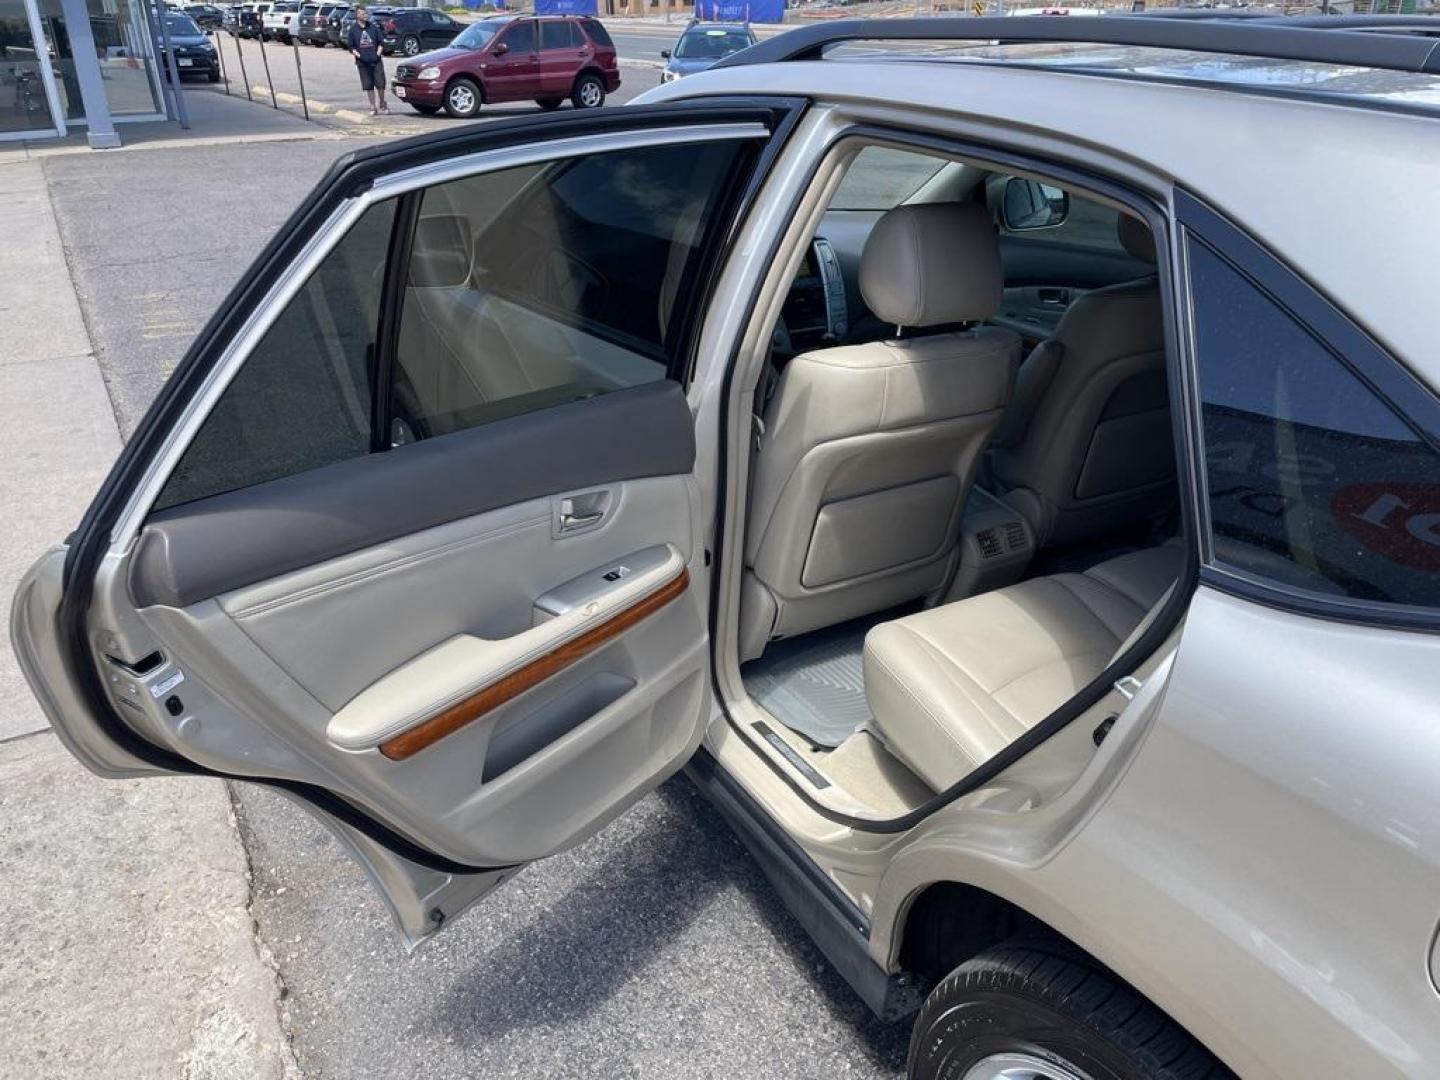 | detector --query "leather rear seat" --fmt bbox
[863,545,1184,791]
